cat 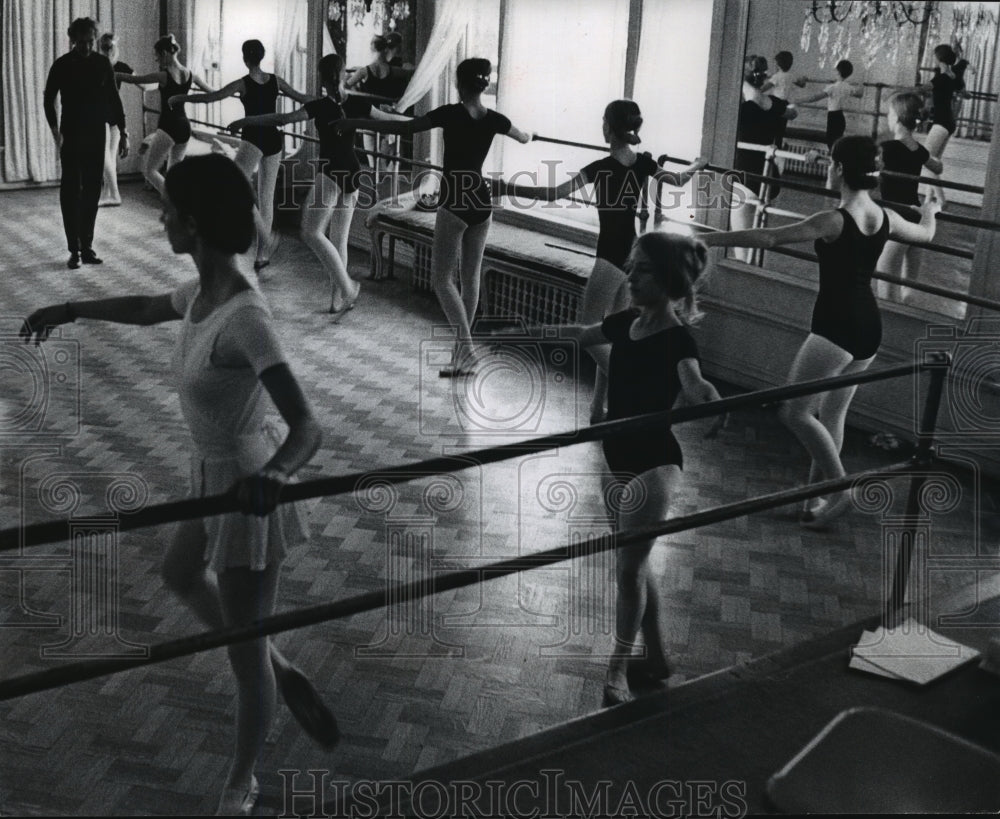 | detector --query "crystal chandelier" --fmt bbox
[801,1,938,68]
[348,0,411,30]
